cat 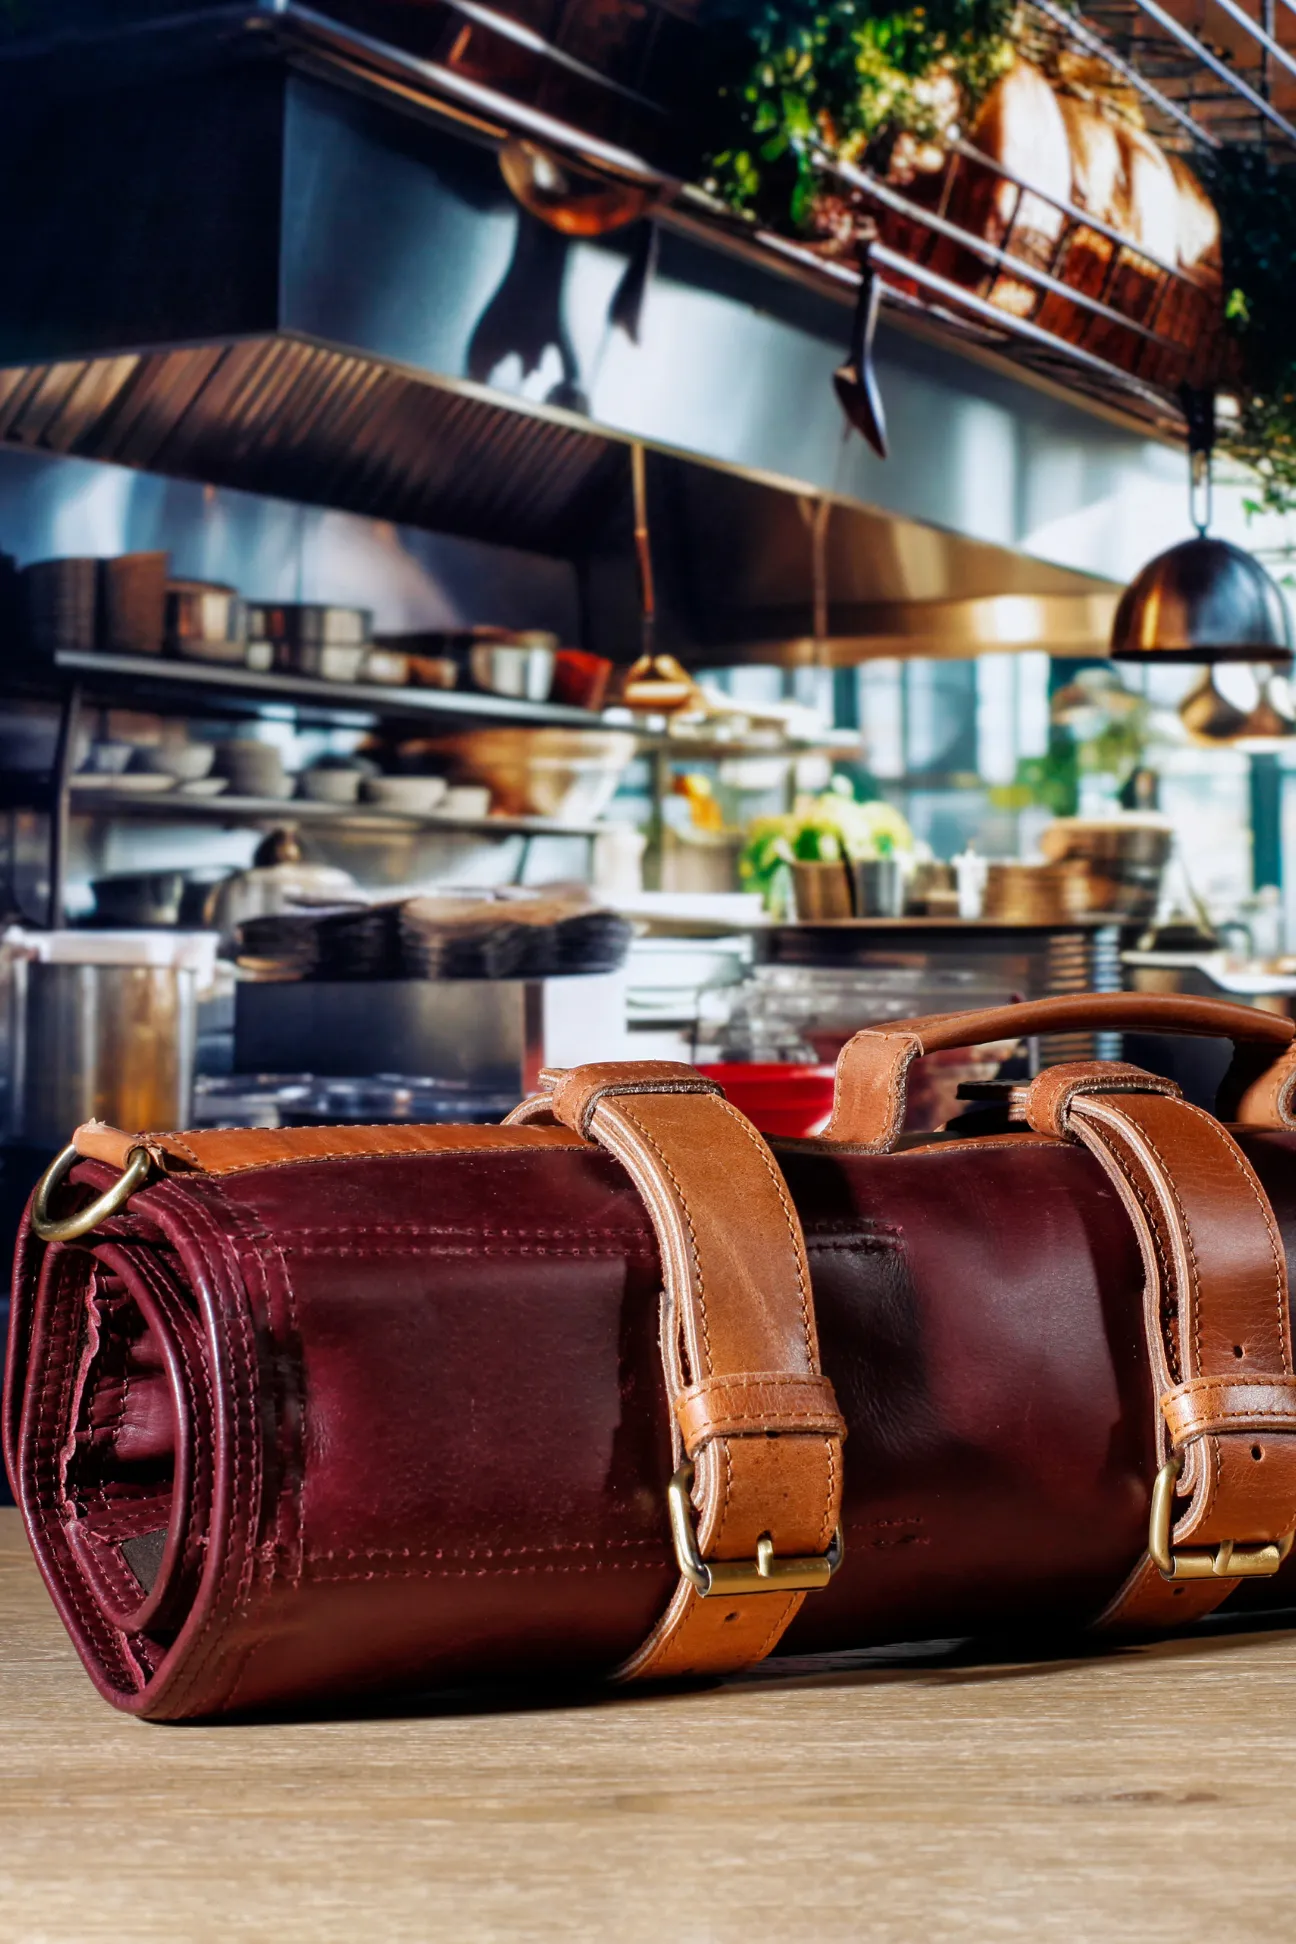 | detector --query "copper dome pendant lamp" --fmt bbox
[1110,390,1292,669]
